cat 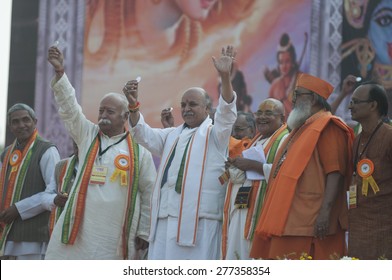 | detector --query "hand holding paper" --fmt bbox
[242,145,266,180]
